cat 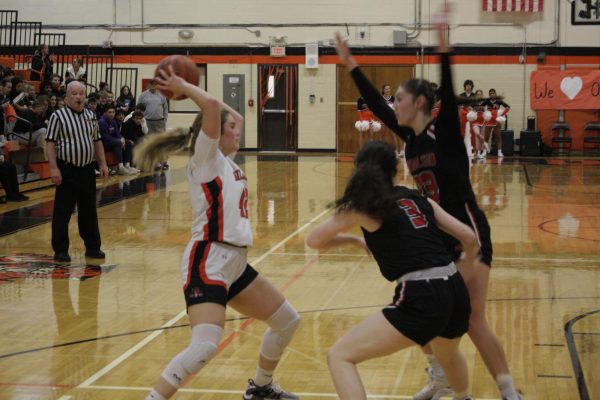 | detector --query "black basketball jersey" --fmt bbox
[361,188,453,282]
[350,54,477,211]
